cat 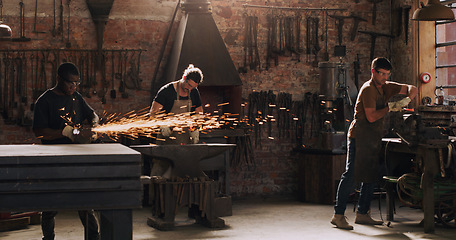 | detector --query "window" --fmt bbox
[436,1,456,95]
